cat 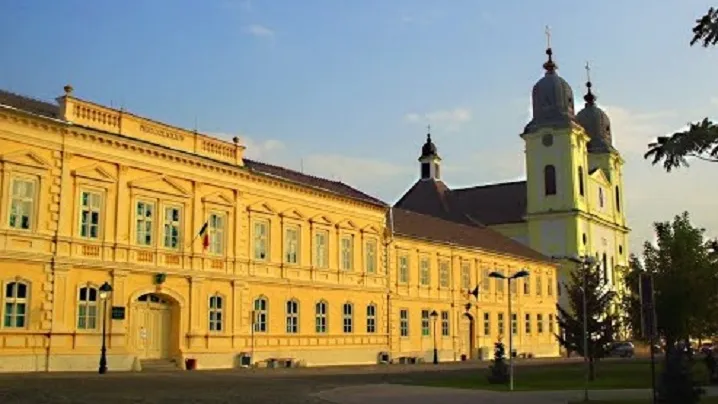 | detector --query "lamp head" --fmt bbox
[98,281,112,300]
[430,310,438,318]
[513,270,530,279]
[489,271,506,279]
